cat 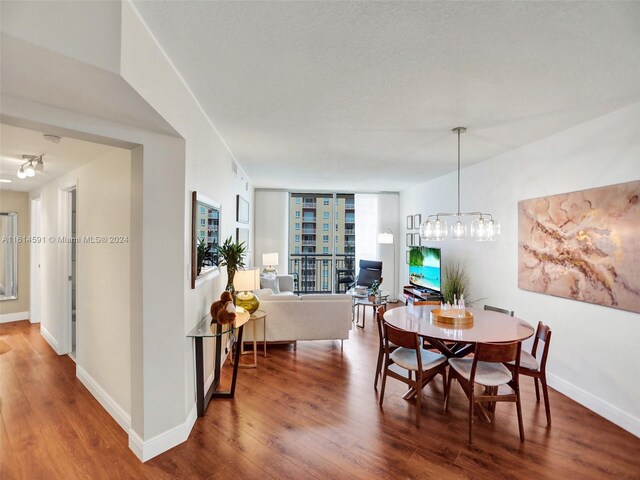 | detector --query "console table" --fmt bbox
[187,307,250,417]
[403,285,443,303]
